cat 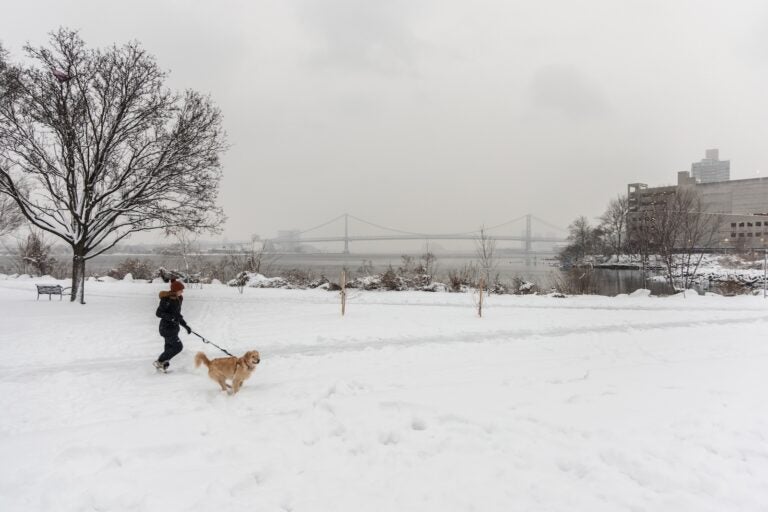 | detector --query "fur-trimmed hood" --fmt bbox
[159,290,179,300]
